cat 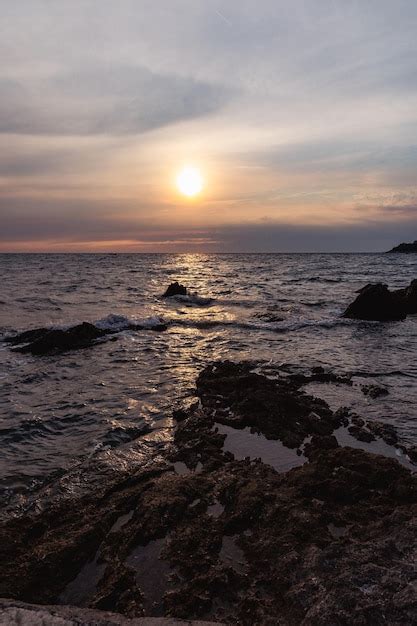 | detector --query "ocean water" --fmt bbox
[1,253,417,506]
